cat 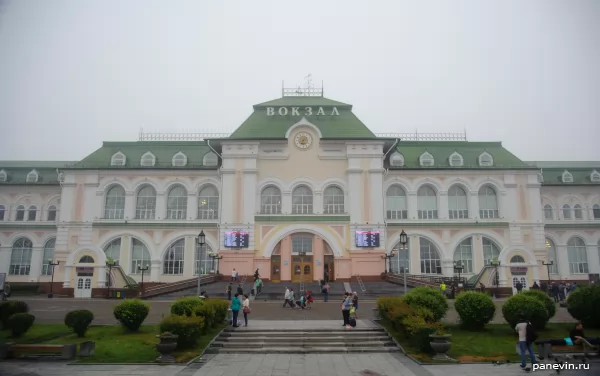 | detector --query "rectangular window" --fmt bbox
[292,236,313,254]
